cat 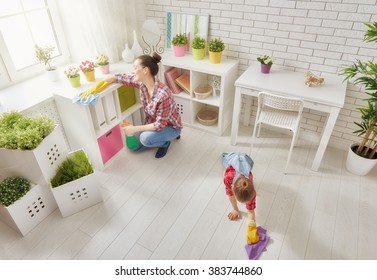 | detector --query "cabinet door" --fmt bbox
[97,125,123,164]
